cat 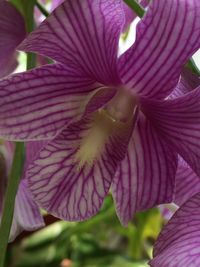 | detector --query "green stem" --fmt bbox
[35,1,49,17]
[27,52,36,70]
[123,0,145,18]
[0,2,36,266]
[0,143,25,267]
[22,0,36,69]
[186,58,200,76]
